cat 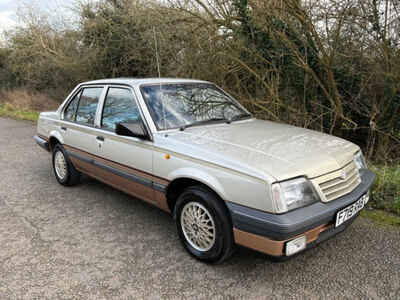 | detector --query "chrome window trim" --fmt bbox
[60,88,82,120]
[94,86,108,128]
[61,85,105,126]
[63,89,82,122]
[133,85,158,133]
[57,85,81,116]
[58,80,251,136]
[96,84,154,142]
